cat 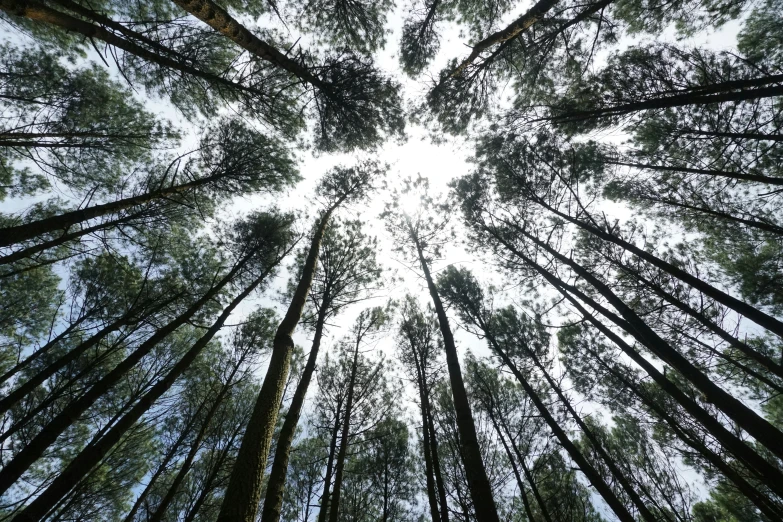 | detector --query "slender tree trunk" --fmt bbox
[409,221,500,522]
[606,160,783,187]
[218,204,341,522]
[0,210,151,265]
[0,250,258,496]
[0,293,179,416]
[316,408,343,522]
[450,0,558,76]
[411,348,441,522]
[631,191,783,236]
[425,399,450,522]
[122,411,201,522]
[484,224,783,493]
[0,313,90,386]
[261,306,329,522]
[546,81,783,124]
[679,128,783,142]
[326,335,361,522]
[0,173,227,248]
[499,217,783,459]
[11,261,278,522]
[0,0,263,97]
[477,326,637,522]
[485,410,536,522]
[557,287,783,520]
[525,350,658,521]
[147,376,238,522]
[620,262,783,379]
